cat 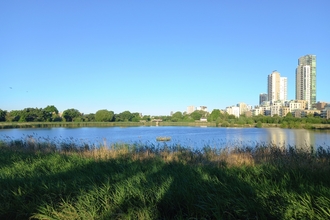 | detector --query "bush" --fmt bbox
[256,121,262,128]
